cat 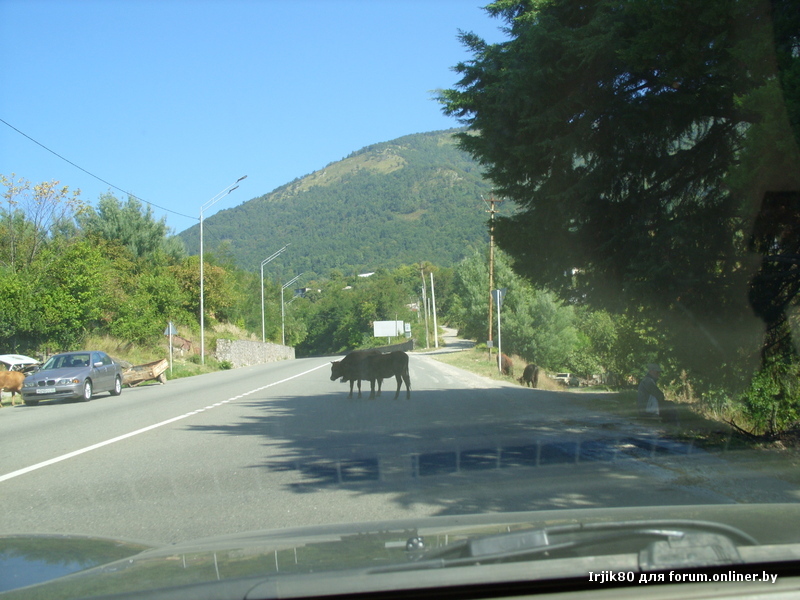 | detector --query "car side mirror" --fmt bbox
[93,361,103,368]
